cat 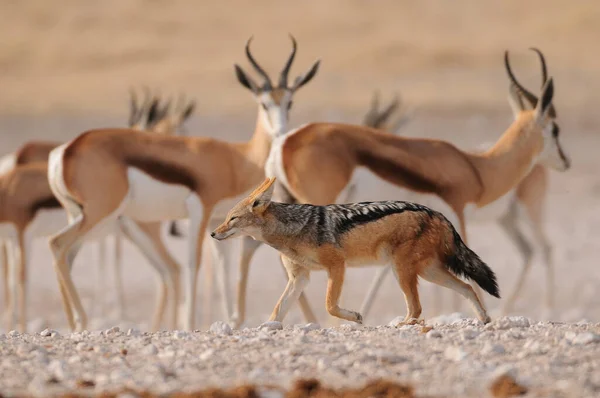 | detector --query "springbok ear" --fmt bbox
[291,60,320,91]
[507,83,525,118]
[146,98,160,128]
[534,78,554,123]
[235,64,259,93]
[181,101,196,122]
[129,88,139,127]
